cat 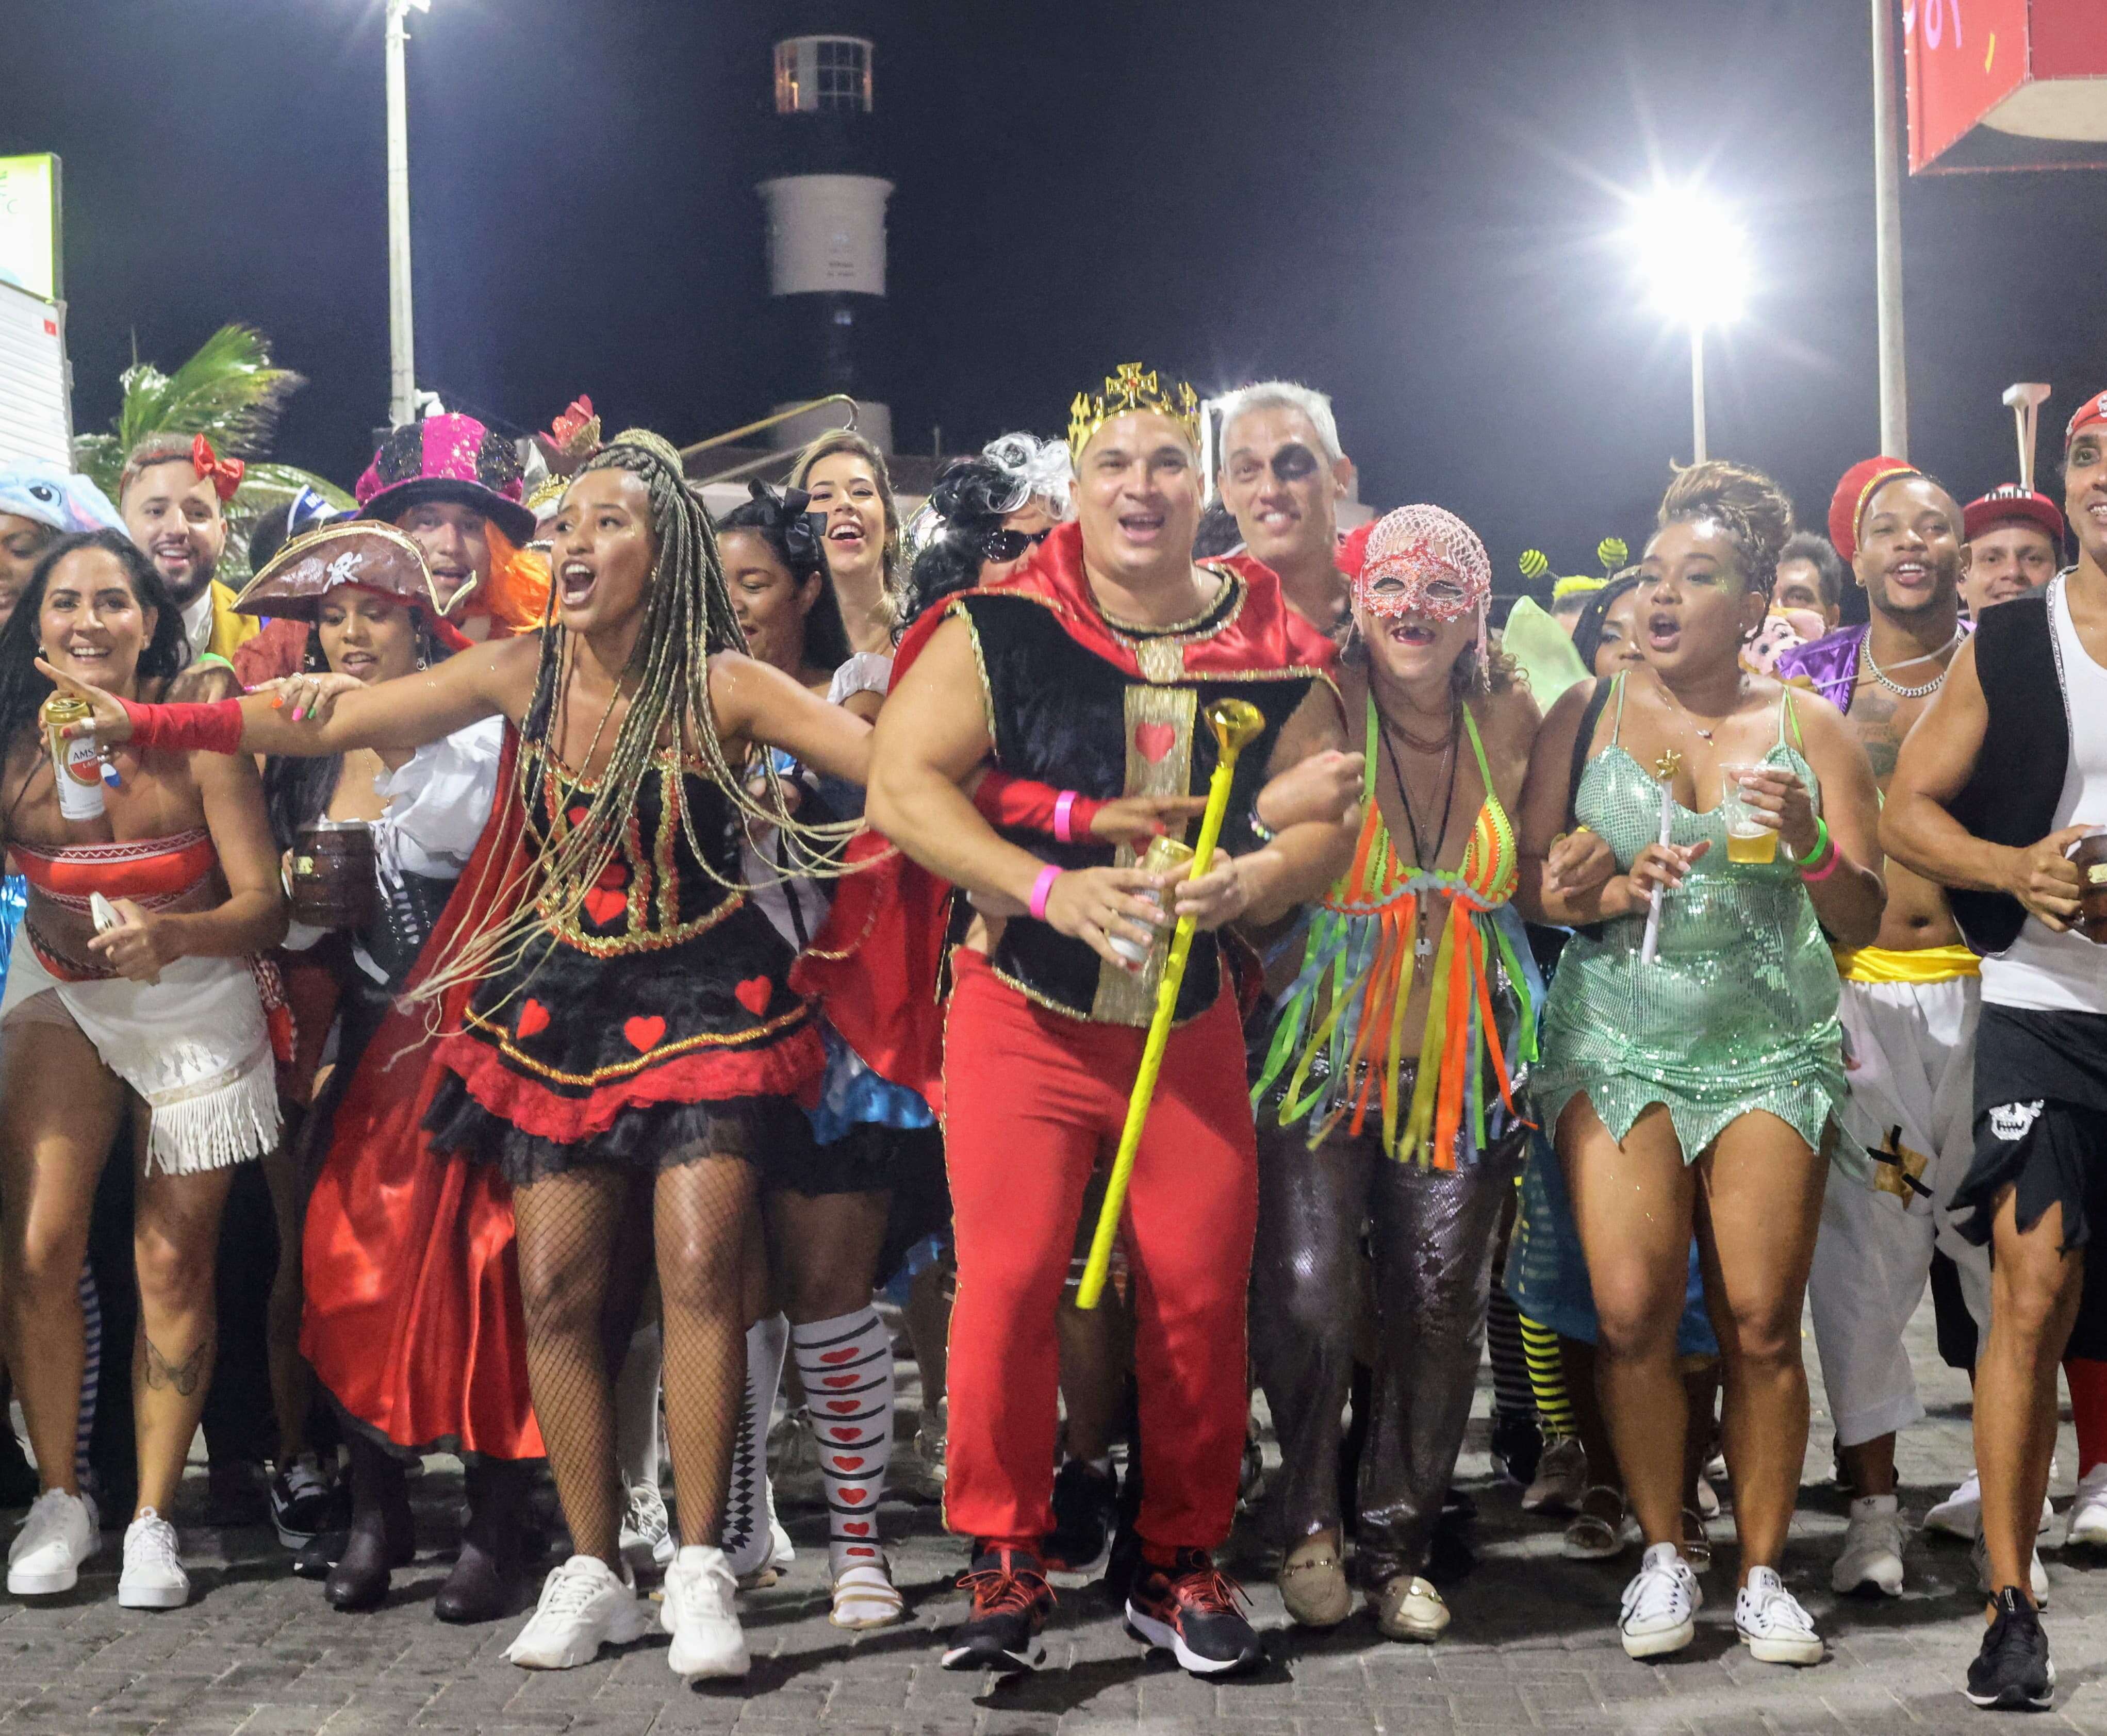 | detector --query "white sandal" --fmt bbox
[827,1556,906,1630]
